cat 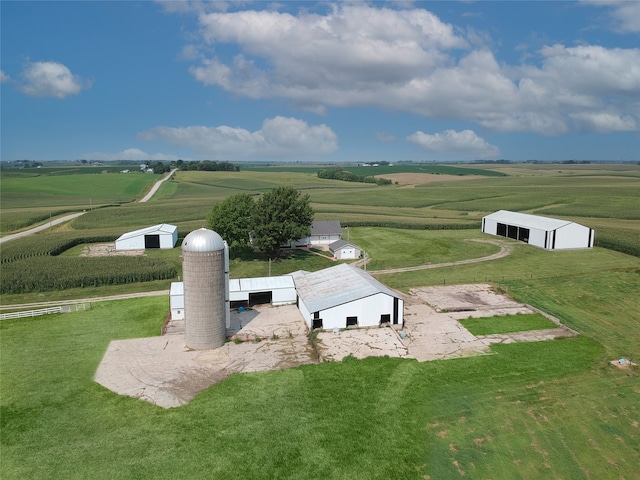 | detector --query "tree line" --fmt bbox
[151,160,239,174]
[317,166,392,185]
